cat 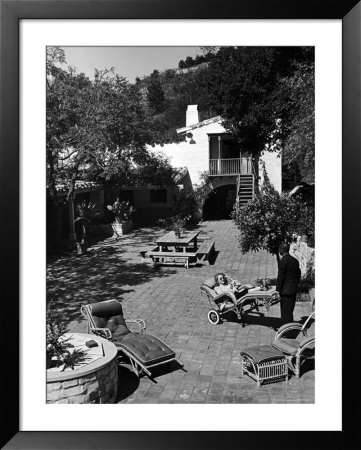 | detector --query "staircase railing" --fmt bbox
[236,162,256,209]
[235,174,241,214]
